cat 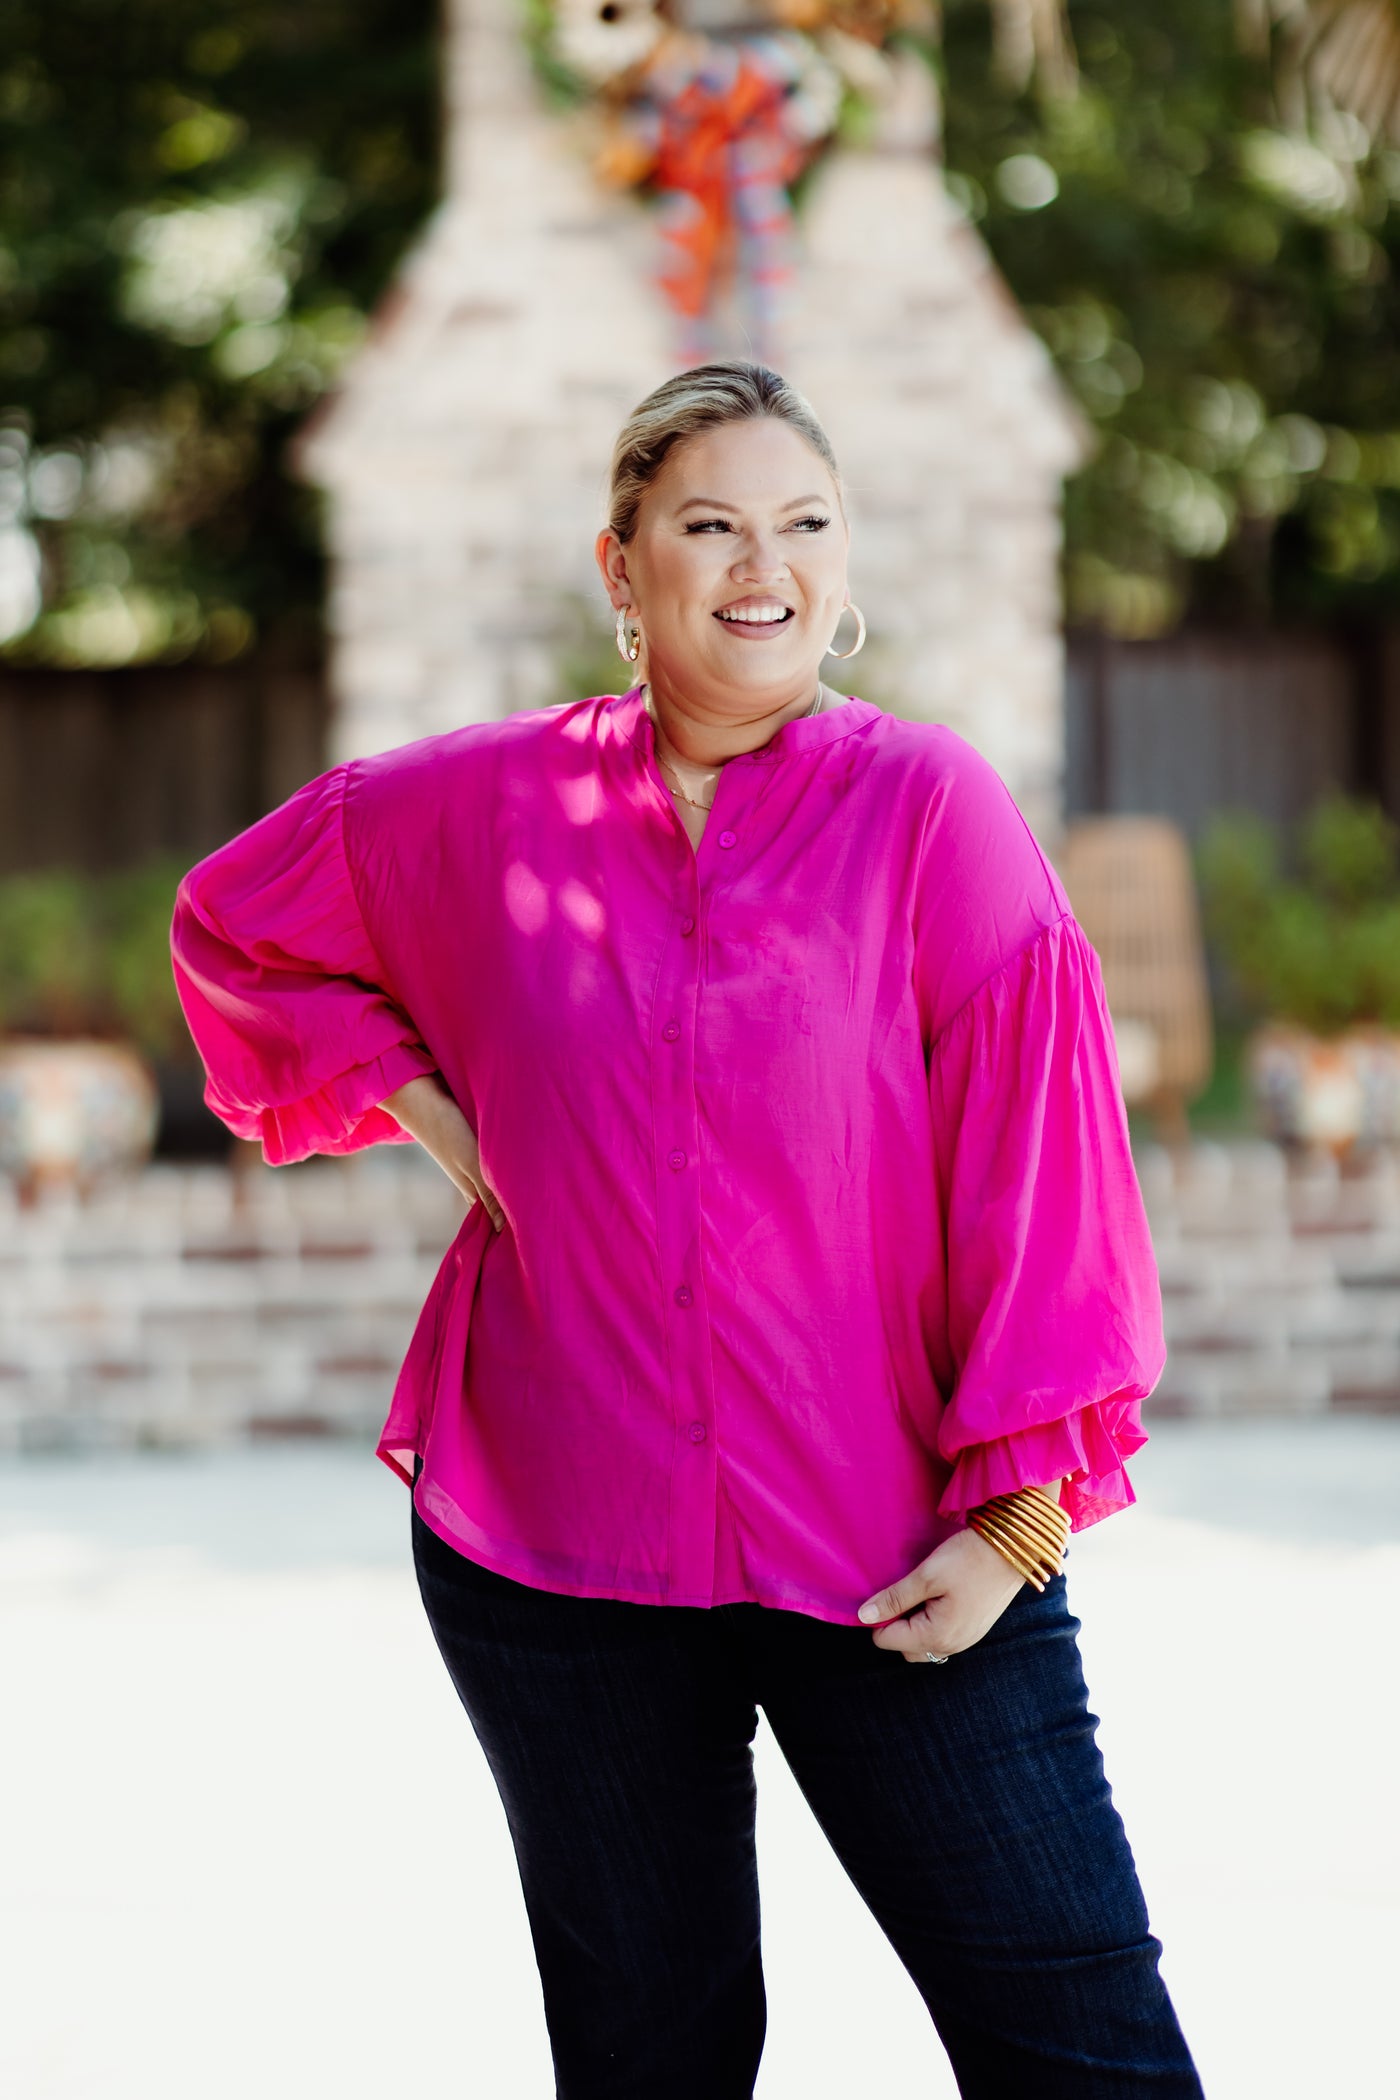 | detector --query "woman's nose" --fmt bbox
[732,537,790,582]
